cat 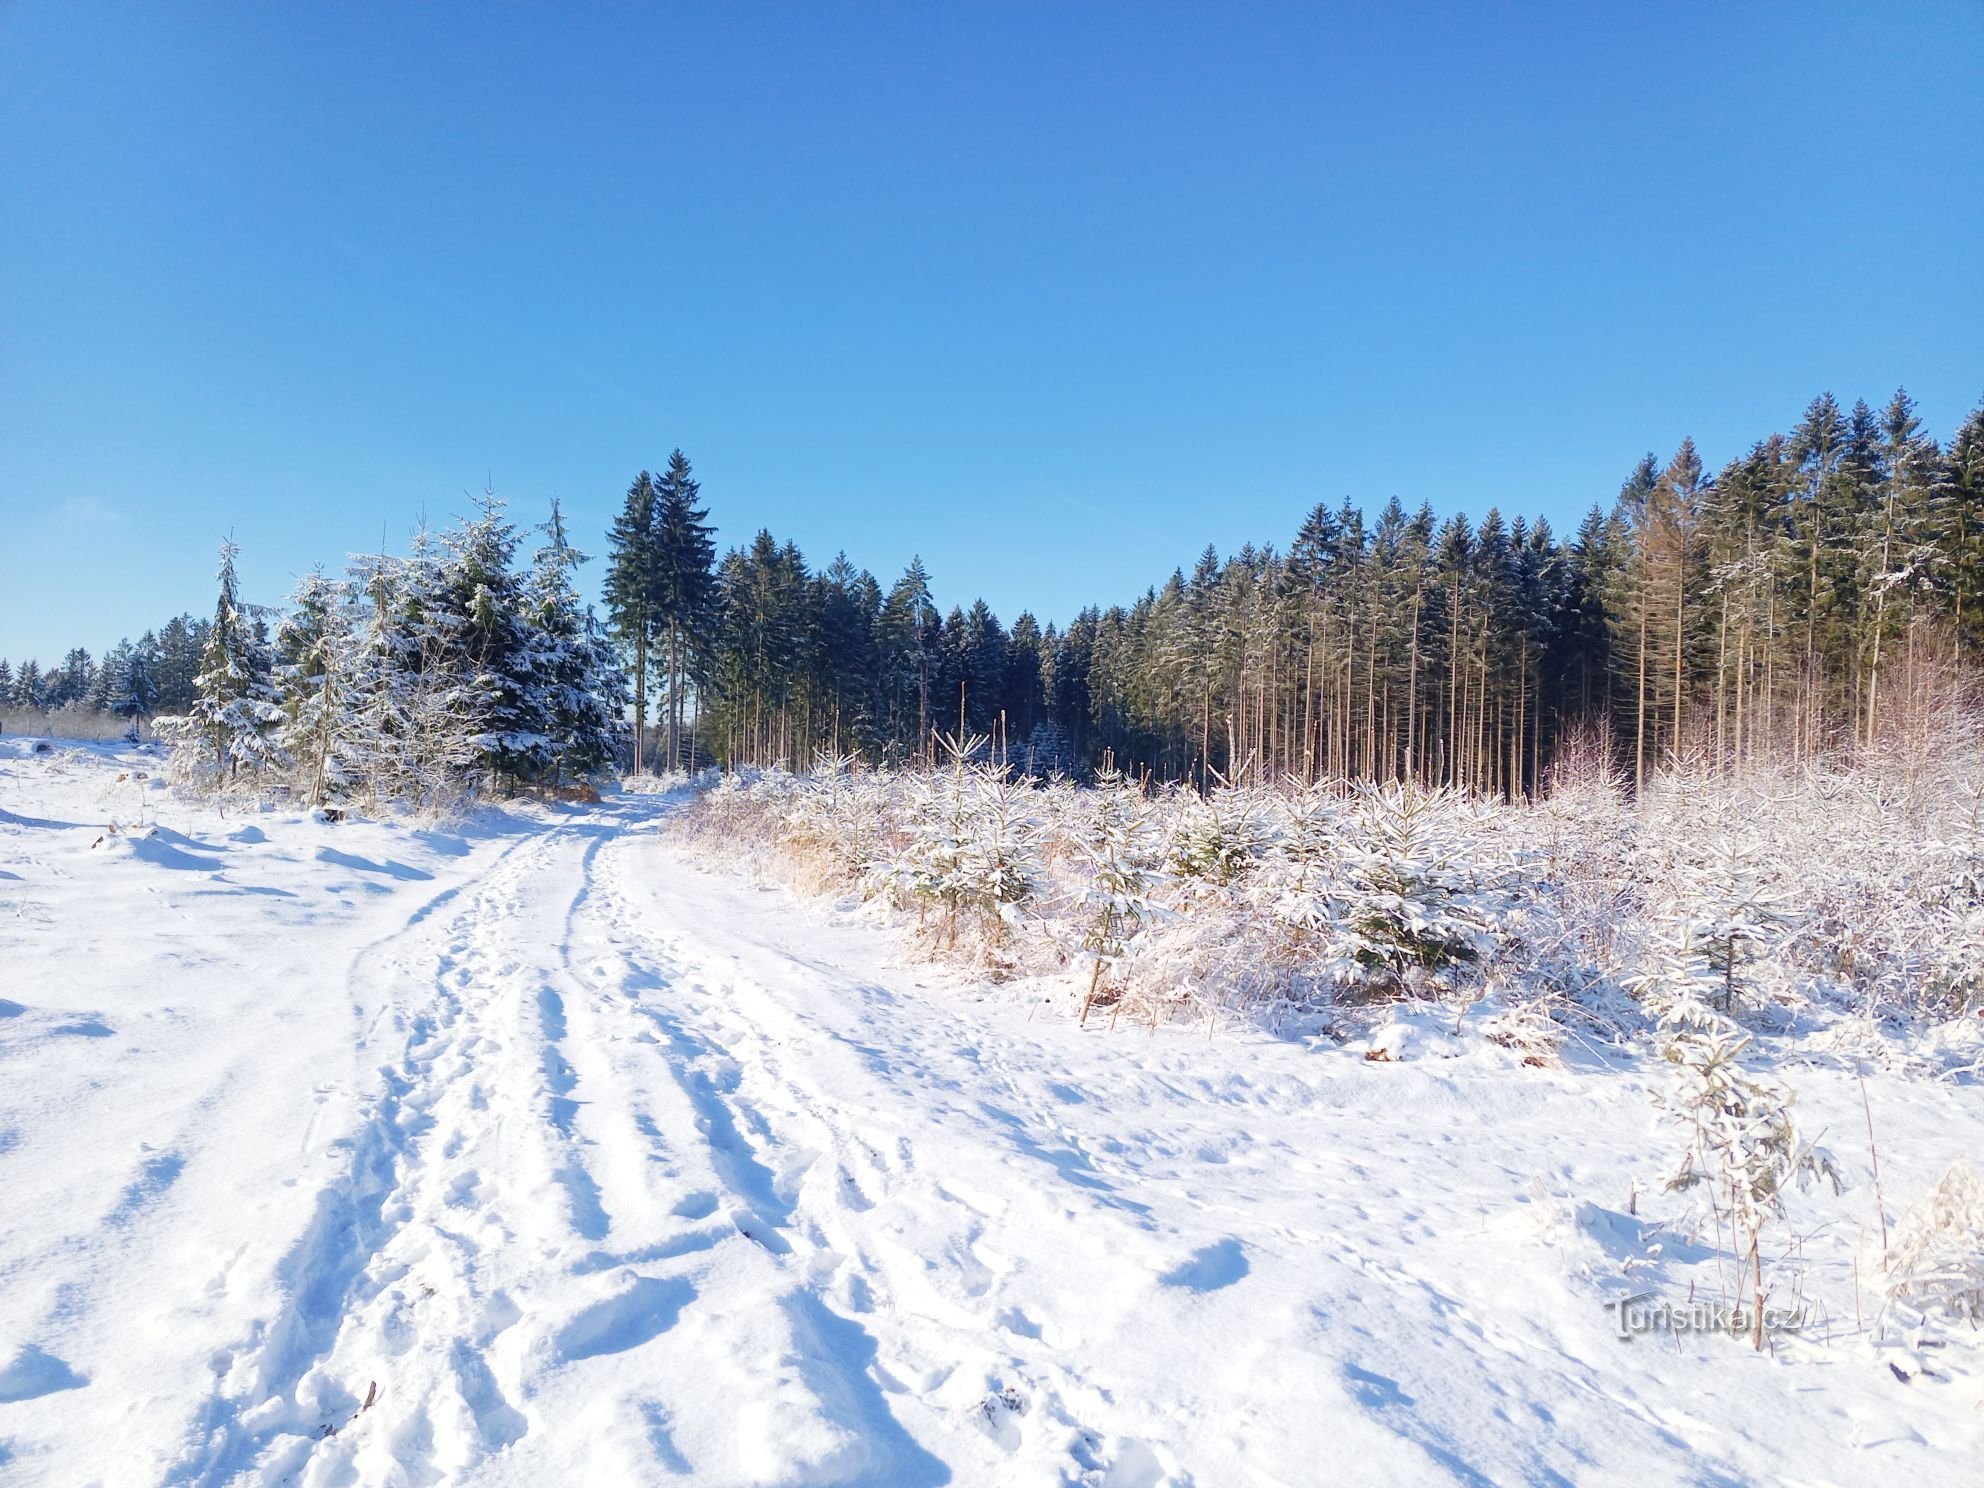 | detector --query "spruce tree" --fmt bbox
[439,493,546,786]
[112,641,159,734]
[652,450,717,771]
[1943,399,1984,646]
[184,537,286,779]
[604,470,659,771]
[526,499,628,783]
[879,558,939,757]
[14,660,44,710]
